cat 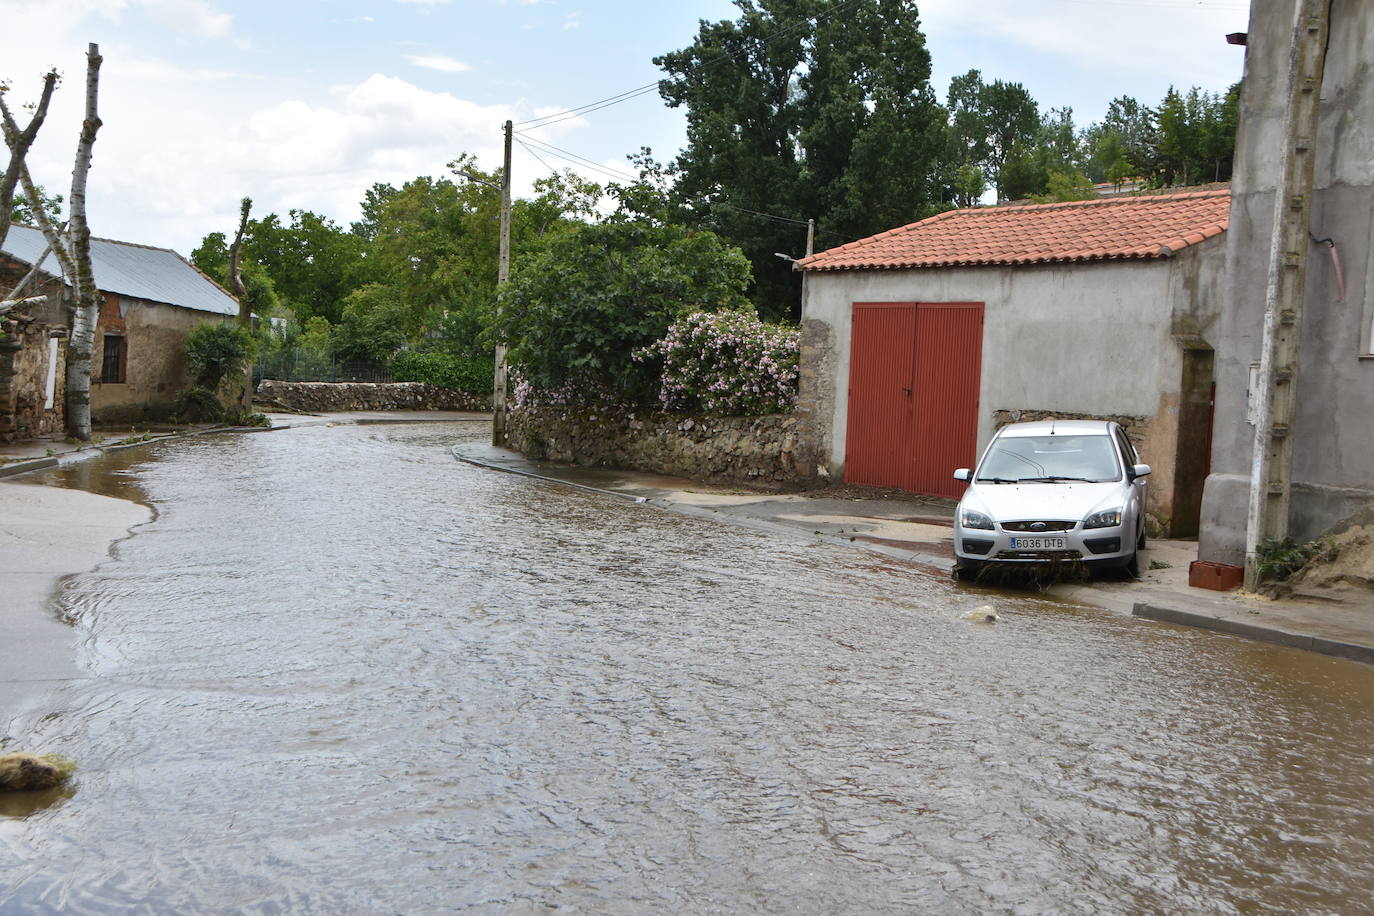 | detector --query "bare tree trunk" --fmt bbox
[0,69,59,251]
[63,44,103,442]
[228,197,253,411]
